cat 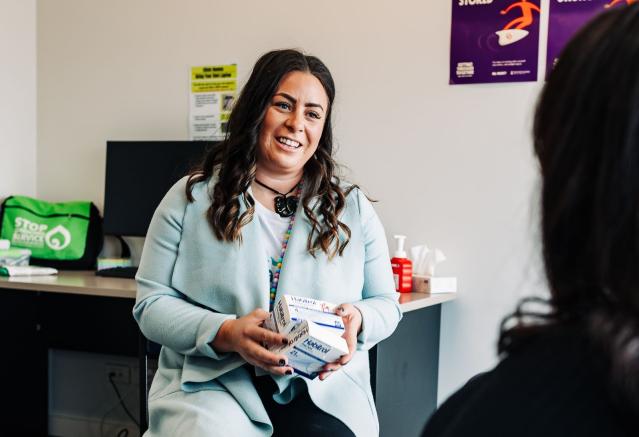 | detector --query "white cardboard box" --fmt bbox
[412,276,457,293]
[268,294,345,335]
[271,319,348,379]
[264,295,348,379]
